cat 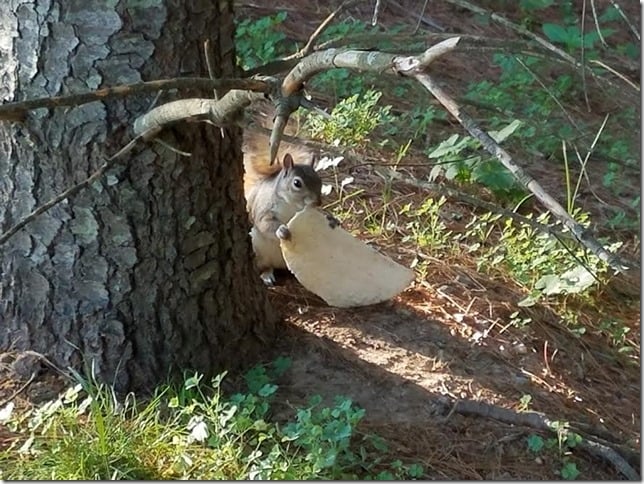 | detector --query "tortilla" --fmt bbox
[279,208,415,307]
